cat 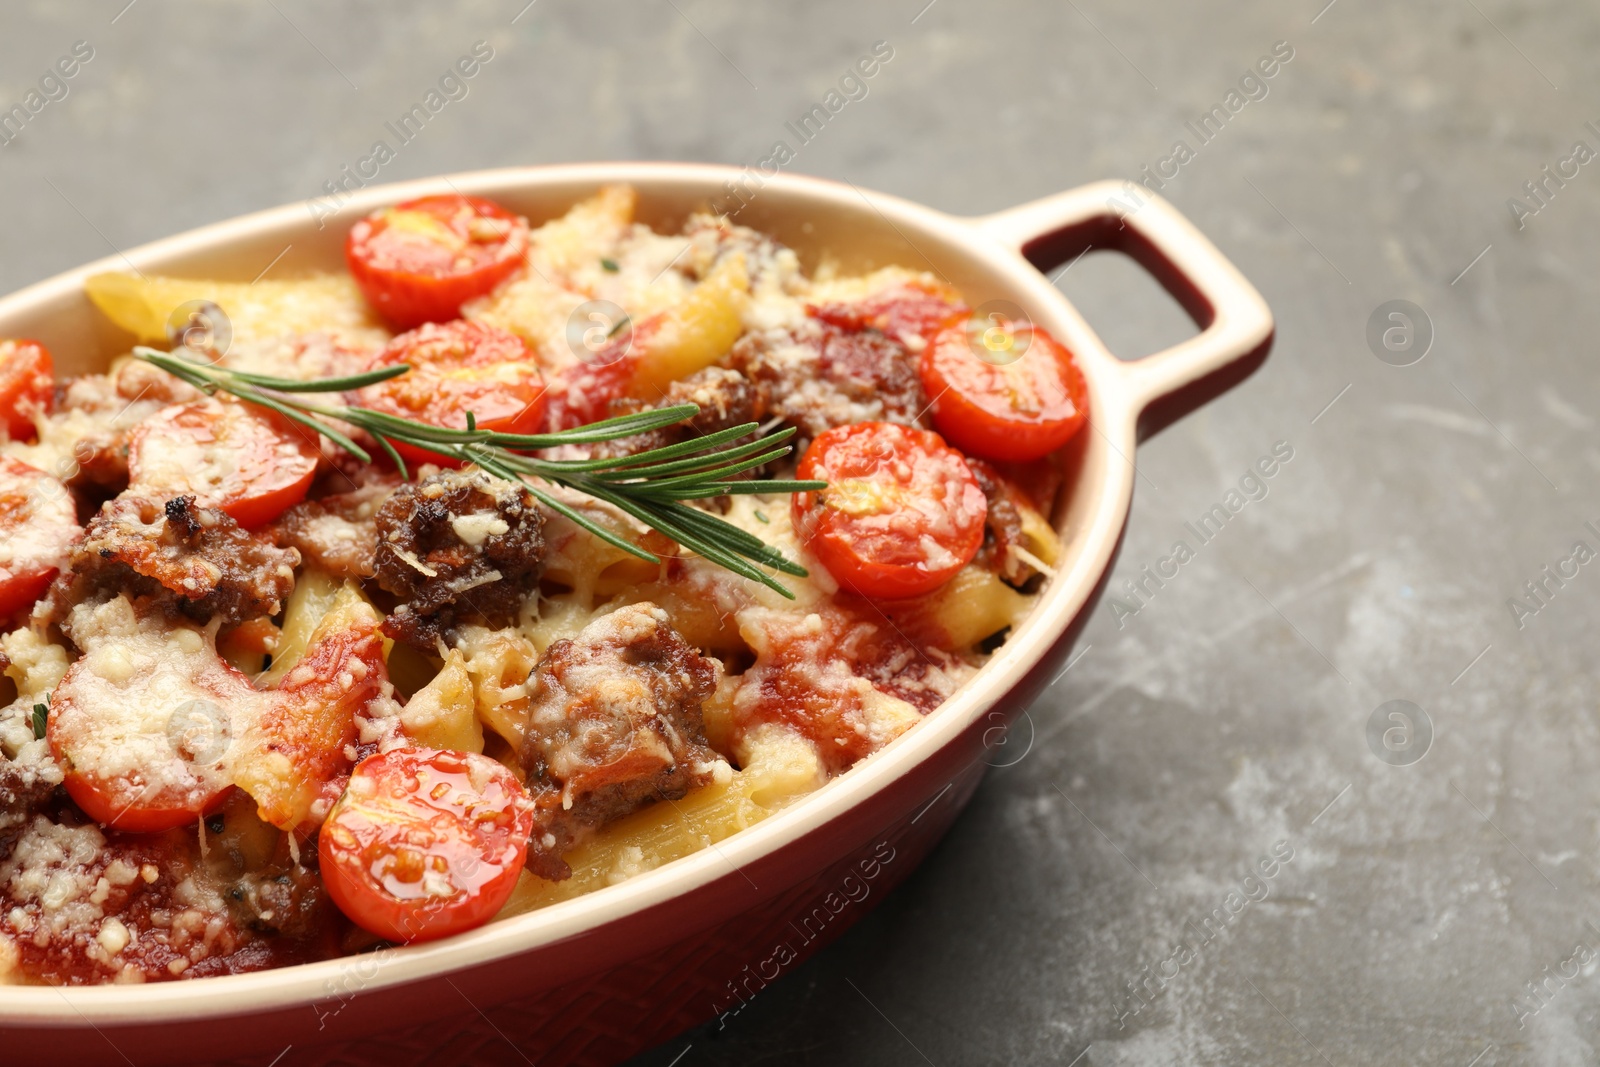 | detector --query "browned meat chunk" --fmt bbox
[47,495,297,633]
[967,459,1032,587]
[592,366,763,459]
[0,758,55,859]
[678,214,797,290]
[660,365,761,437]
[519,603,723,880]
[223,847,333,941]
[269,476,396,581]
[374,469,545,649]
[729,317,926,445]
